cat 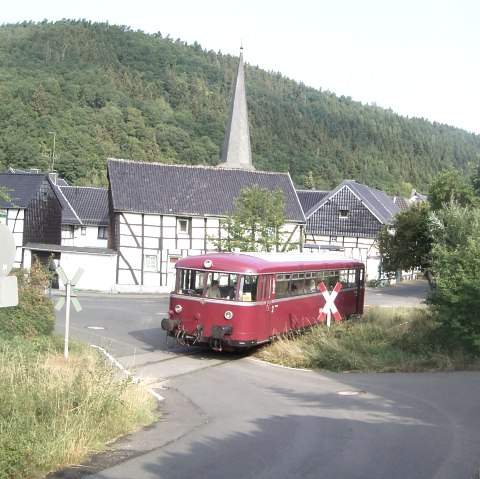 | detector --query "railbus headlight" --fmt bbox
[174,304,183,314]
[224,310,233,320]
